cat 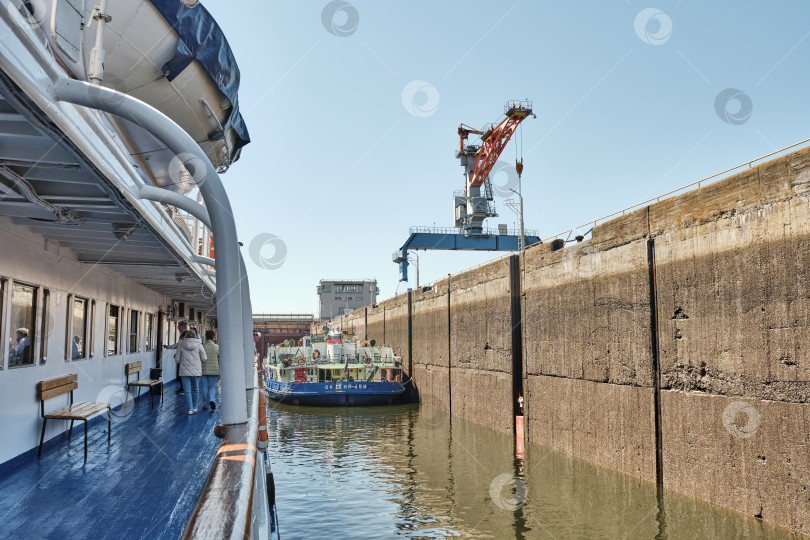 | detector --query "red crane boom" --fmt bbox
[460,102,533,188]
